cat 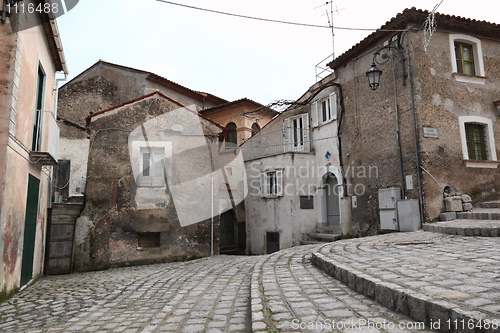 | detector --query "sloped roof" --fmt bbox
[200,98,278,118]
[61,60,228,106]
[40,11,68,73]
[86,91,225,130]
[328,8,500,70]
